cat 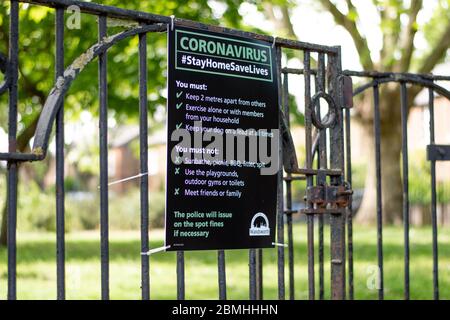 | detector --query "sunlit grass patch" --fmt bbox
[0,224,449,300]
